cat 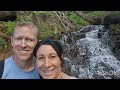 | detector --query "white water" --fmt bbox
[61,25,120,79]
